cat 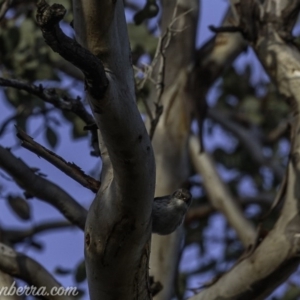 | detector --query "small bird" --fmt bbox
[152,188,192,235]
